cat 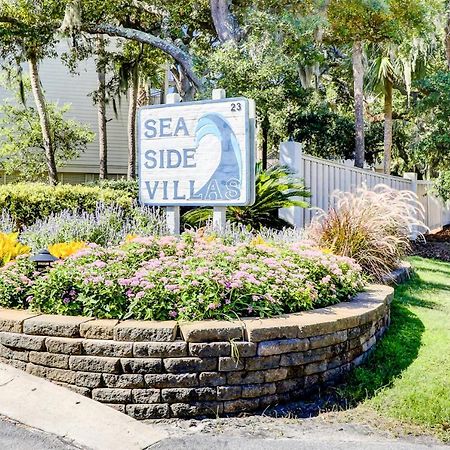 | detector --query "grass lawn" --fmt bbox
[338,257,450,441]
